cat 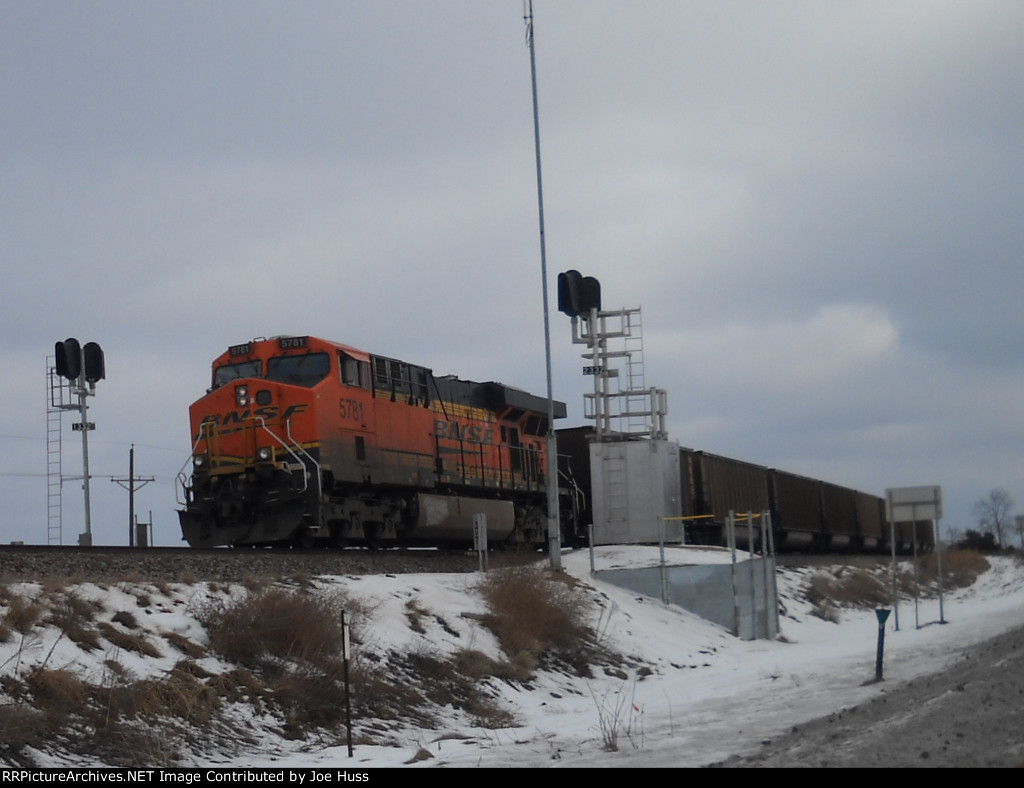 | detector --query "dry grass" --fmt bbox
[804,549,992,621]
[196,586,356,668]
[921,548,989,587]
[195,585,366,735]
[101,667,222,727]
[807,567,891,610]
[45,591,103,652]
[161,630,206,659]
[26,668,87,712]
[0,704,50,767]
[3,594,46,634]
[475,565,593,675]
[98,622,163,658]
